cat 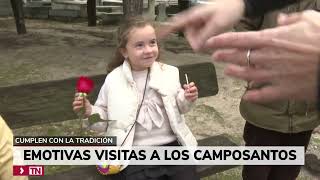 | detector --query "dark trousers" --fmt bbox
[110,165,199,180]
[242,122,313,180]
[110,140,200,180]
